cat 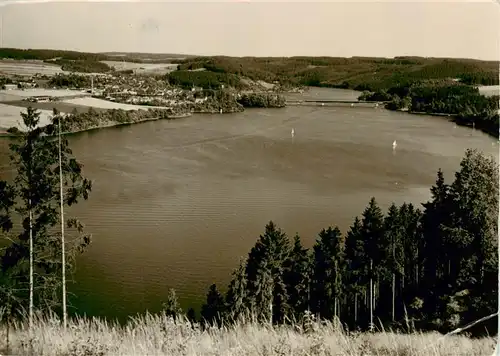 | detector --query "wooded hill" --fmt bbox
[177,56,499,91]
